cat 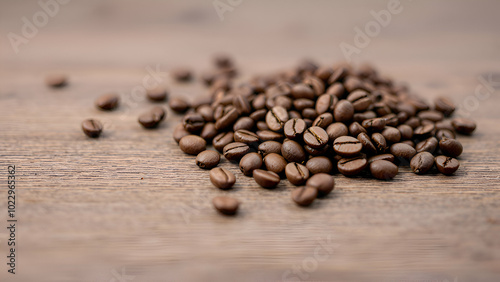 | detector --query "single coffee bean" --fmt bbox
[418,110,444,122]
[397,124,413,140]
[435,155,460,175]
[258,141,282,157]
[285,163,310,185]
[333,136,362,157]
[291,83,315,99]
[197,105,214,122]
[313,113,334,128]
[266,106,289,132]
[315,66,334,82]
[408,98,430,111]
[253,169,281,188]
[289,110,302,120]
[306,156,333,175]
[210,167,236,190]
[215,108,239,130]
[196,150,220,169]
[439,137,463,157]
[303,126,329,149]
[434,96,455,116]
[291,186,318,207]
[413,123,436,138]
[326,122,348,141]
[233,94,251,115]
[263,153,287,174]
[383,113,399,127]
[334,100,354,122]
[326,82,345,98]
[281,140,307,163]
[373,102,391,117]
[284,118,307,139]
[256,121,269,131]
[183,113,205,132]
[306,173,335,197]
[171,67,192,82]
[381,127,401,143]
[304,144,330,156]
[81,119,103,138]
[200,123,218,141]
[179,135,207,155]
[233,117,255,132]
[250,108,267,121]
[435,120,455,131]
[169,97,190,113]
[173,123,190,143]
[371,133,387,153]
[368,154,395,164]
[328,67,348,84]
[397,103,416,117]
[45,74,67,88]
[405,117,421,129]
[401,140,415,148]
[370,160,398,180]
[347,90,372,112]
[213,132,234,153]
[416,137,438,154]
[390,143,417,161]
[212,196,239,215]
[344,76,367,92]
[140,106,166,128]
[235,151,260,175]
[146,86,168,102]
[357,132,377,155]
[316,93,338,114]
[95,93,119,110]
[223,142,250,161]
[349,122,367,137]
[410,152,434,174]
[435,129,455,141]
[337,155,368,176]
[452,118,476,135]
[293,98,315,111]
[256,130,284,142]
[301,108,318,120]
[362,118,386,131]
[234,129,260,144]
[303,76,325,96]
